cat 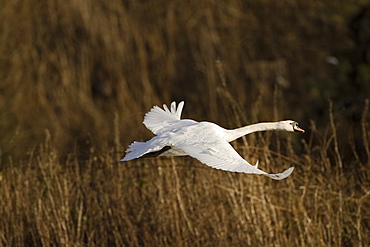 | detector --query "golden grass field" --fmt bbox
[1,0,370,246]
